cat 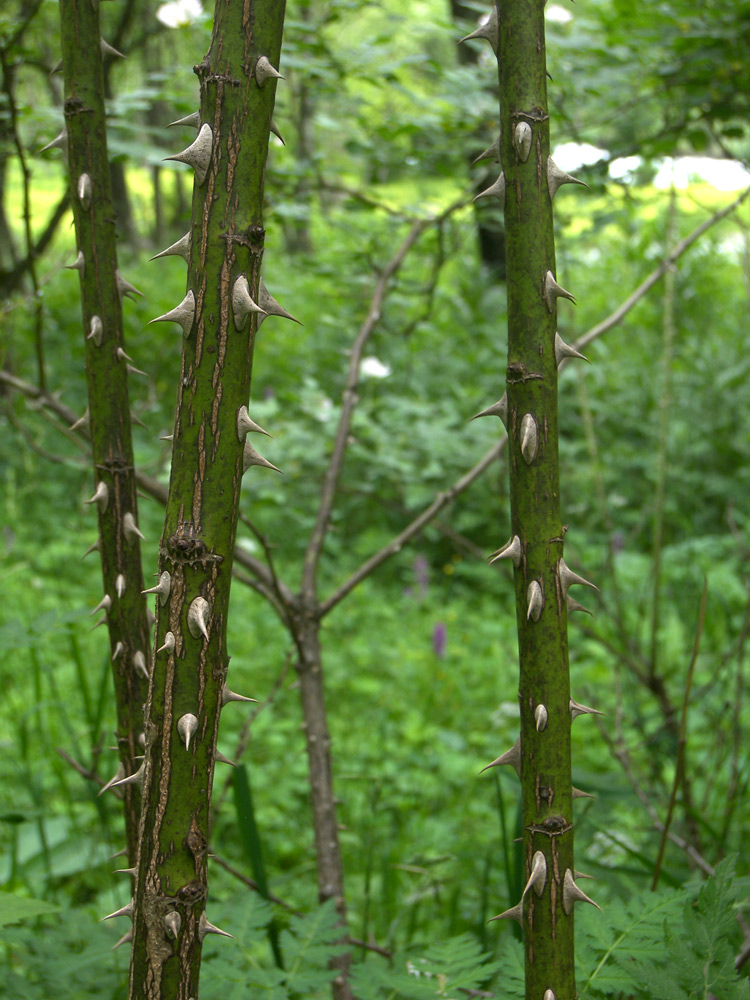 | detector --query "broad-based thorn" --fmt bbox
[150,231,191,262]
[100,38,126,59]
[77,173,92,211]
[112,641,124,661]
[111,762,145,791]
[526,580,543,622]
[543,270,576,313]
[547,156,589,200]
[198,912,234,942]
[40,127,68,155]
[142,570,171,606]
[187,596,210,640]
[520,413,538,464]
[115,574,126,599]
[214,750,237,766]
[168,111,201,129]
[221,685,257,706]
[133,651,150,681]
[232,274,266,331]
[87,315,103,346]
[566,594,593,616]
[557,558,599,596]
[122,512,145,543]
[255,55,283,88]
[555,332,588,366]
[514,122,532,162]
[470,393,507,427]
[164,911,182,939]
[177,713,199,750]
[270,119,285,144]
[488,535,521,568]
[562,868,601,915]
[70,408,89,432]
[98,763,125,796]
[243,440,282,474]
[489,899,523,924]
[91,594,112,617]
[114,867,137,877]
[474,172,506,205]
[458,6,498,53]
[522,851,547,899]
[236,405,270,441]
[65,250,85,276]
[149,289,196,337]
[480,737,521,776]
[82,538,99,559]
[164,123,213,184]
[471,136,500,165]
[572,786,595,800]
[157,631,176,655]
[112,929,133,950]
[257,279,301,325]
[101,899,134,922]
[543,991,557,1000]
[570,698,604,720]
[116,271,143,301]
[534,704,548,732]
